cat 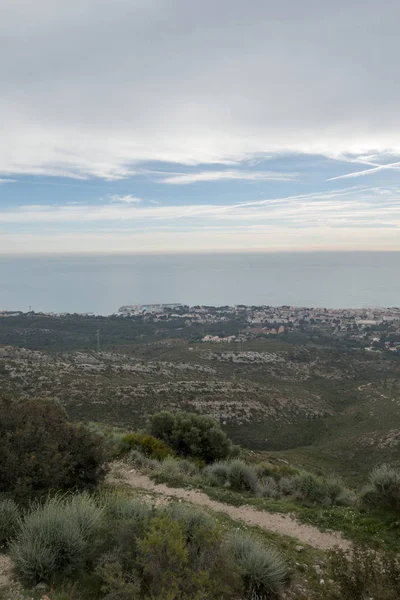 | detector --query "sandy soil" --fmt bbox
[0,554,13,588]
